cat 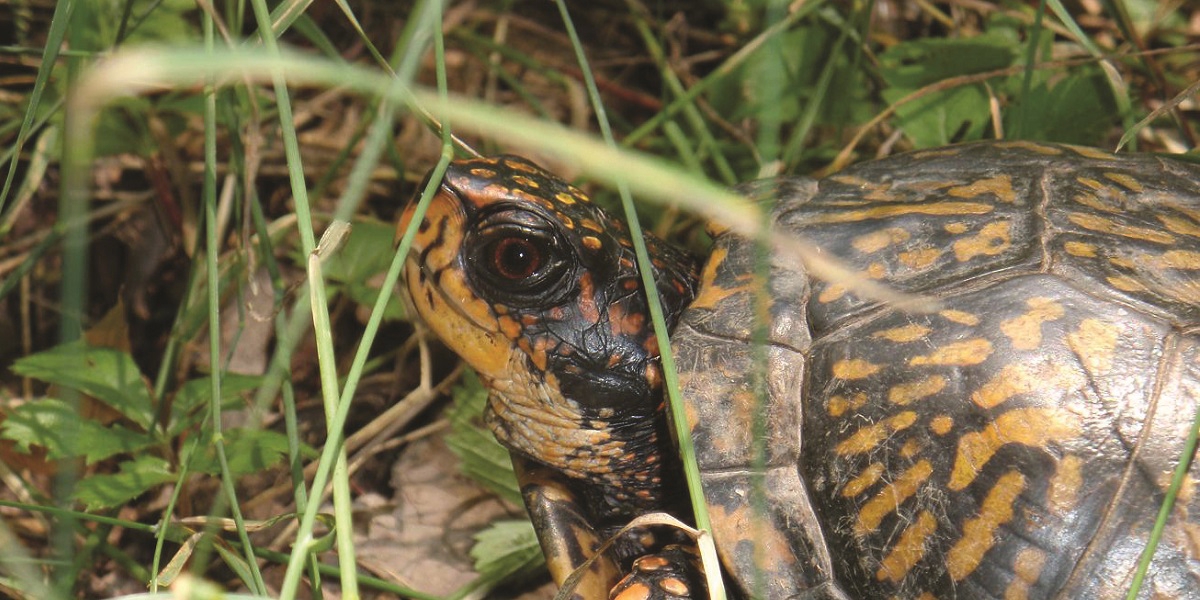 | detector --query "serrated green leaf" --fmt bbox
[445,370,522,506]
[11,341,156,429]
[186,428,299,477]
[72,455,175,510]
[0,398,155,463]
[470,519,545,585]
